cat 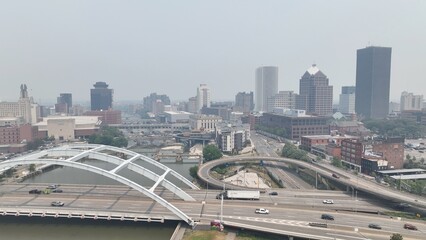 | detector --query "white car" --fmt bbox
[323,199,334,204]
[51,201,65,207]
[255,208,269,214]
